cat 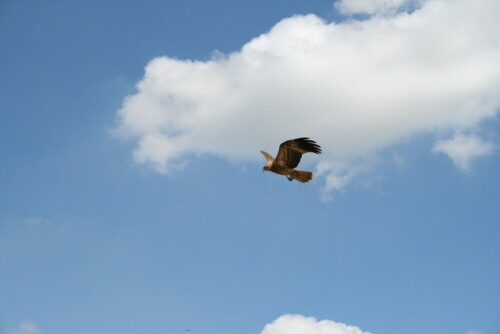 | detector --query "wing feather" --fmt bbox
[275,137,322,168]
[260,150,274,166]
